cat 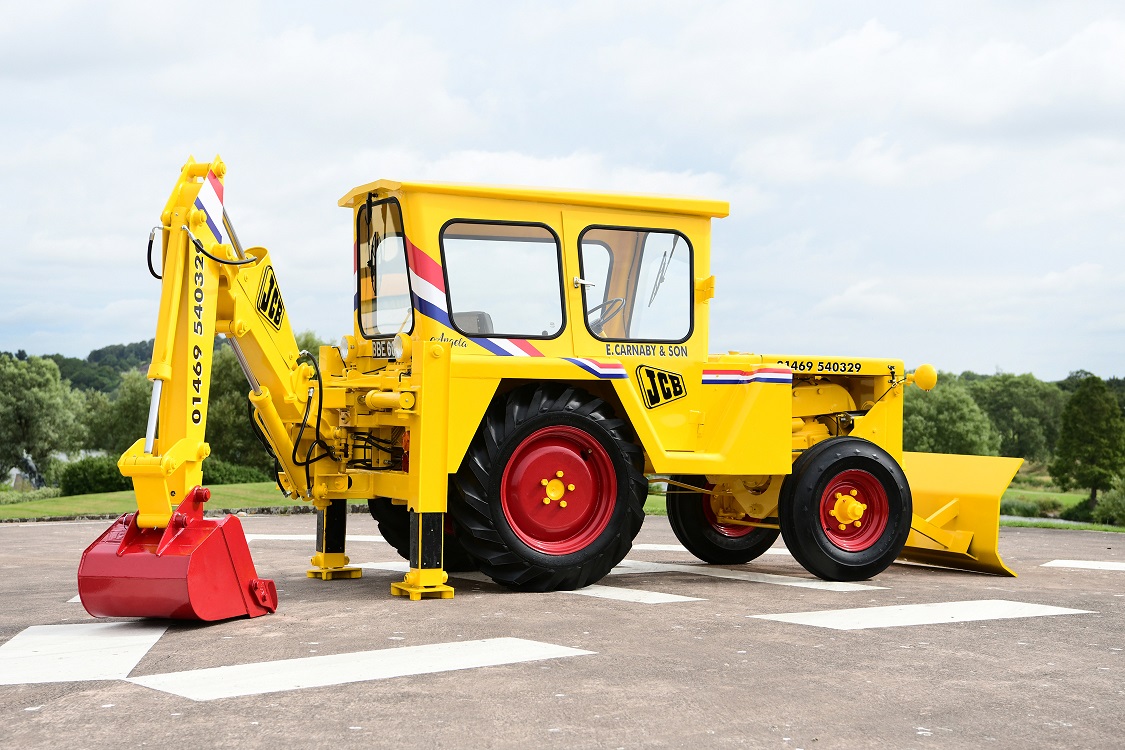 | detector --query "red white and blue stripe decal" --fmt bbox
[193,170,225,244]
[564,358,628,379]
[702,367,792,385]
[406,239,545,357]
